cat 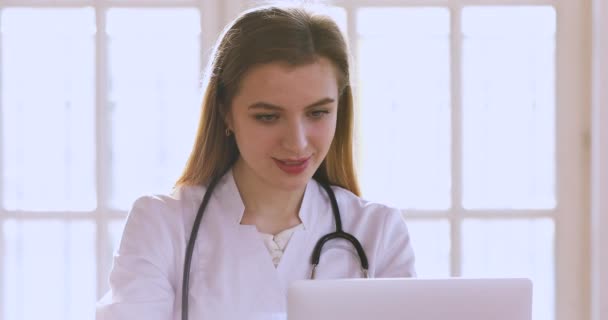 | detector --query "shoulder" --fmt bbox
[114,185,209,276]
[327,185,416,277]
[120,185,207,247]
[126,184,205,221]
[321,184,406,237]
[329,185,403,222]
